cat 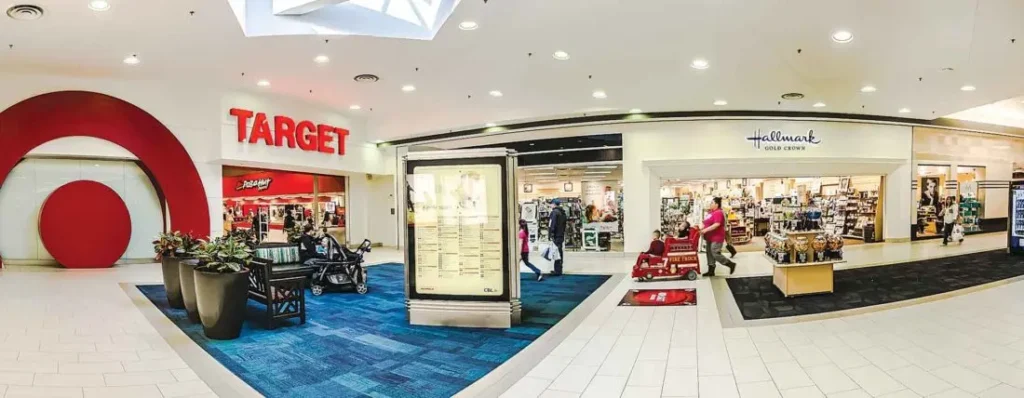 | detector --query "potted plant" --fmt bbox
[153,232,184,309]
[177,234,203,322]
[192,237,252,340]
